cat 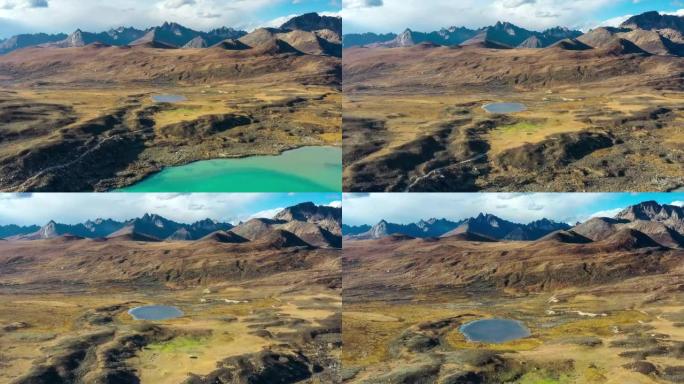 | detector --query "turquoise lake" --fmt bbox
[118,146,342,192]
